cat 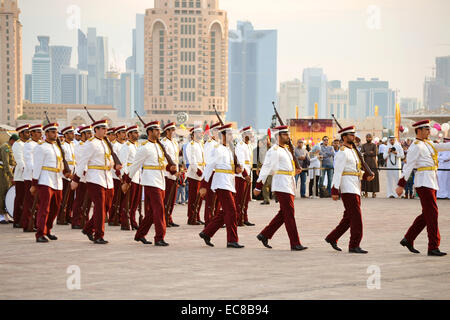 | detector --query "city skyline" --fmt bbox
[19,0,450,101]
